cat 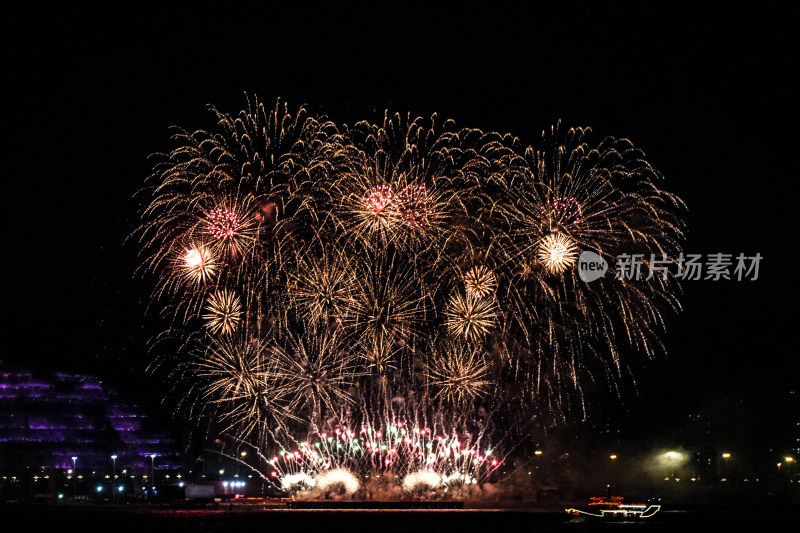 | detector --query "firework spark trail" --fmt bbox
[136,97,685,493]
